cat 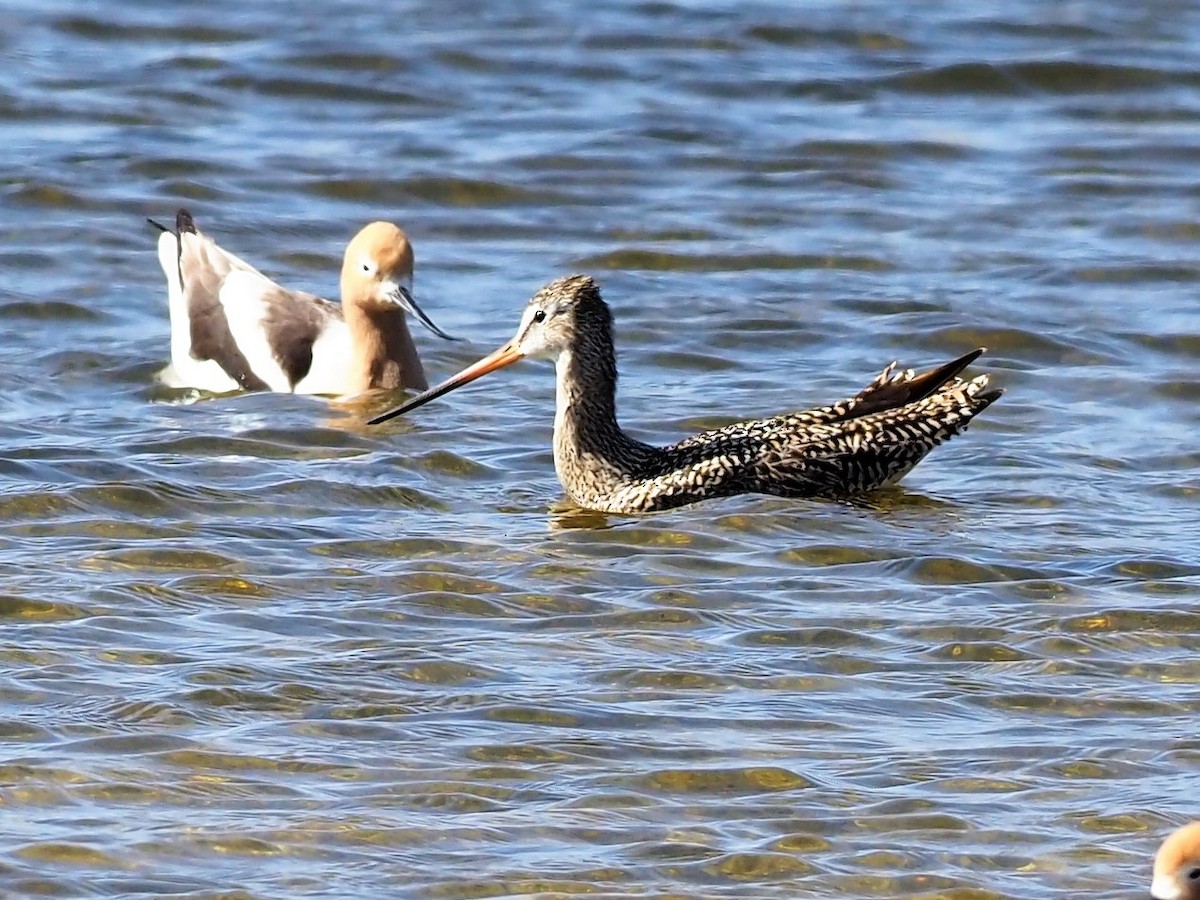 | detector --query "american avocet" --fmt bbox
[150,209,454,397]
[1152,821,1200,900]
